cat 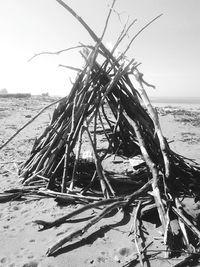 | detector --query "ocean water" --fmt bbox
[150,97,200,111]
